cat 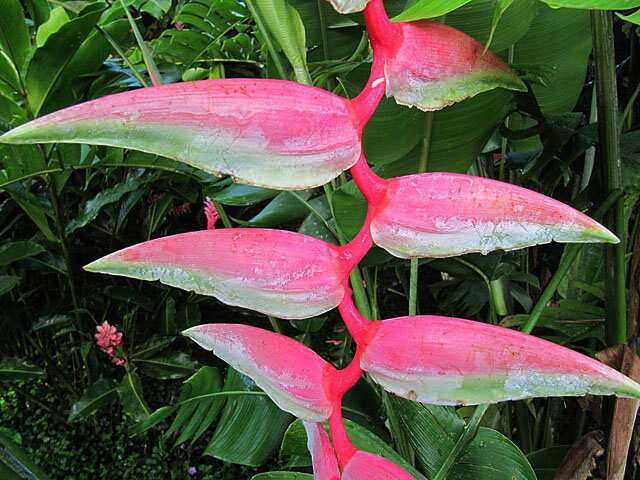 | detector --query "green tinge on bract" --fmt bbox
[84,257,343,321]
[387,68,526,112]
[326,0,369,13]
[0,118,354,190]
[367,369,640,406]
